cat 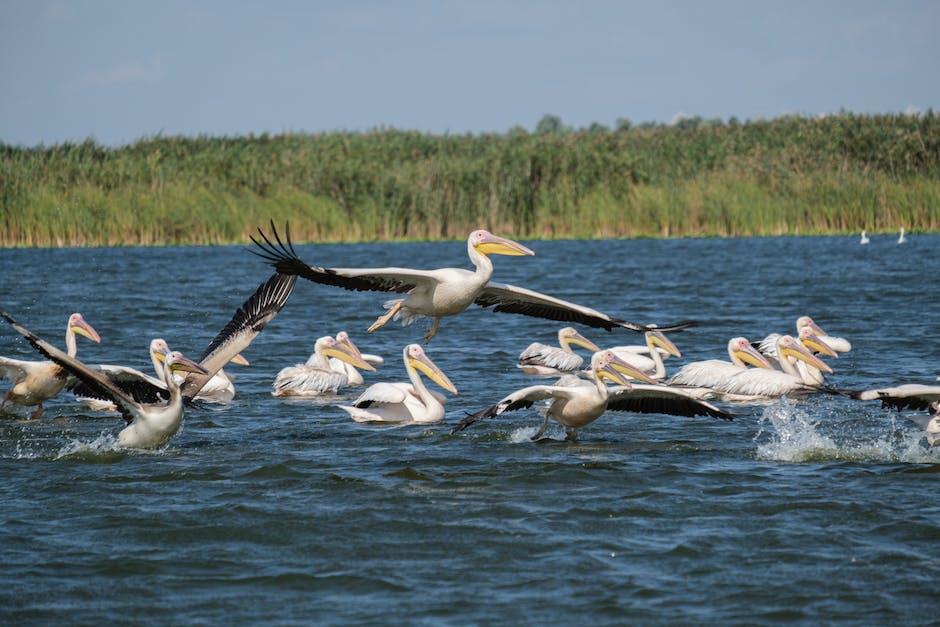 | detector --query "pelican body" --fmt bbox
[339,344,458,424]
[607,329,682,380]
[251,222,696,343]
[0,313,100,418]
[796,316,851,353]
[452,350,731,441]
[517,327,601,376]
[711,335,834,398]
[667,337,773,394]
[273,336,376,396]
